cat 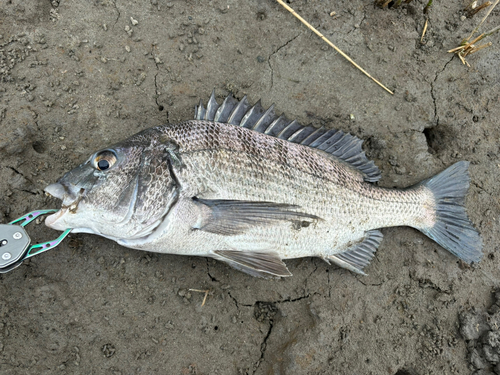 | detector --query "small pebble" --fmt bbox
[130,17,138,26]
